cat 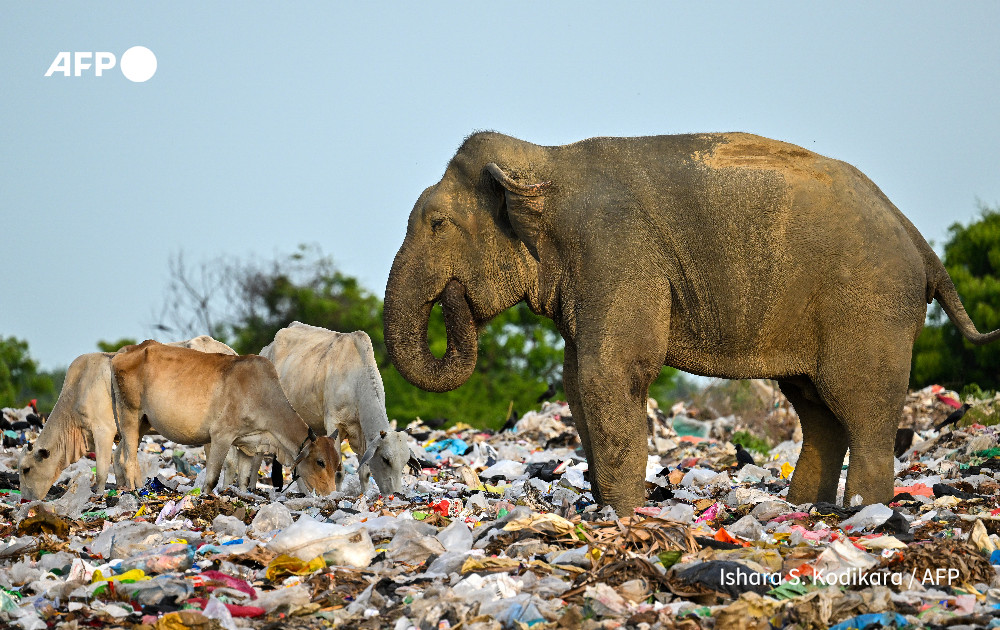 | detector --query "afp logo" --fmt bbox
[44,46,157,82]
